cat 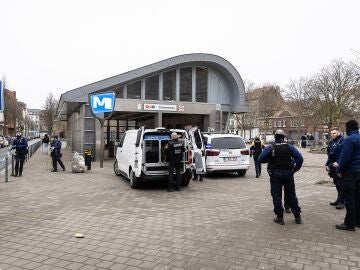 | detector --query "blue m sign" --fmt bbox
[90,92,115,114]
